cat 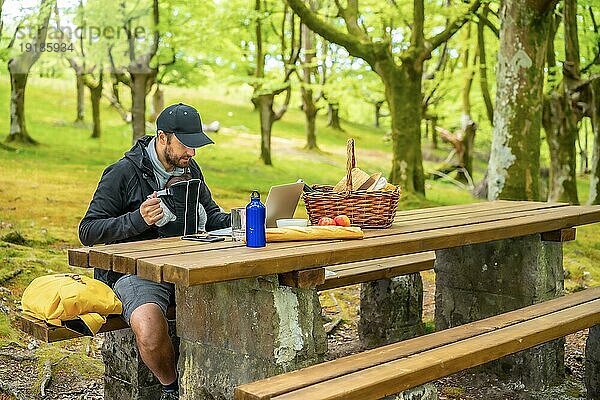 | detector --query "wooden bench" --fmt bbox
[234,286,600,400]
[18,306,176,343]
[317,252,435,291]
[19,252,434,343]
